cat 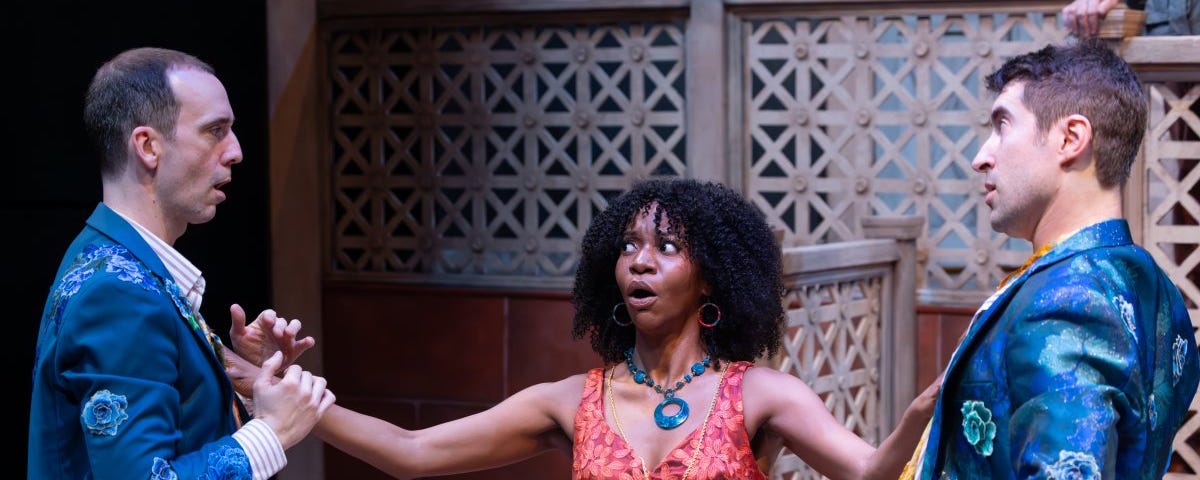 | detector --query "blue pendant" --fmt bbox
[654,396,690,429]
